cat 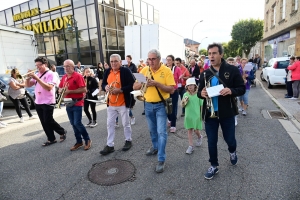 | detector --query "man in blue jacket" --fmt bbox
[198,43,245,180]
[100,54,135,155]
